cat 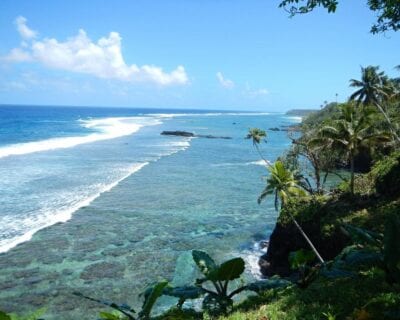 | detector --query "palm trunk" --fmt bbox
[255,144,270,166]
[287,210,325,264]
[350,152,355,195]
[375,102,400,143]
